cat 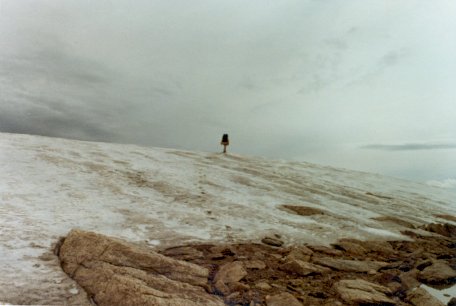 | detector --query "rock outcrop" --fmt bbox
[213,261,248,295]
[265,292,302,306]
[280,259,330,276]
[333,279,395,305]
[58,230,223,306]
[418,261,456,285]
[422,223,456,238]
[313,257,389,273]
[405,287,445,306]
